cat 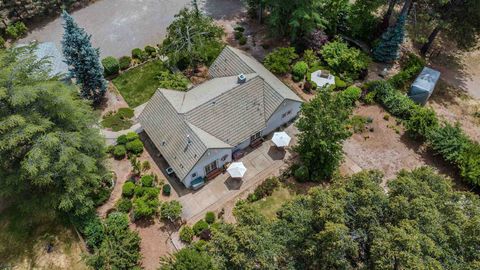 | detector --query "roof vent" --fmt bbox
[187,135,192,145]
[238,73,247,84]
